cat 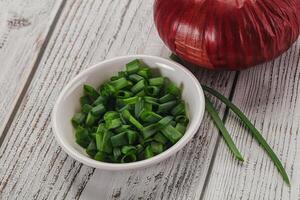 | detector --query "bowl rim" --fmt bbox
[52,54,205,170]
